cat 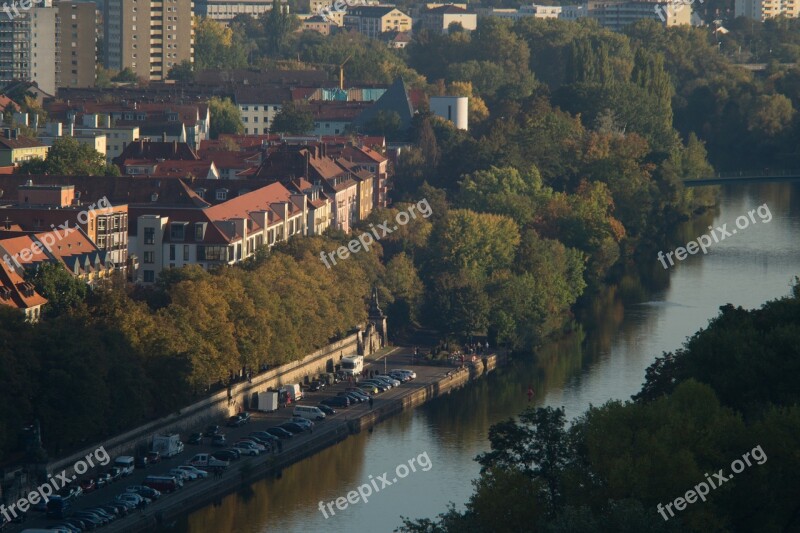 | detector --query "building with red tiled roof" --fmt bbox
[0,96,20,114]
[0,260,46,321]
[0,129,49,167]
[131,181,309,284]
